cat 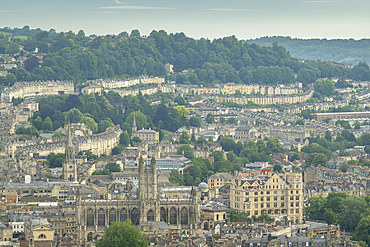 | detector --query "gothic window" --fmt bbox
[109,208,116,225]
[87,209,94,226]
[98,209,105,226]
[120,208,127,221]
[131,208,139,225]
[160,207,166,222]
[147,210,154,221]
[181,207,188,225]
[170,207,177,225]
